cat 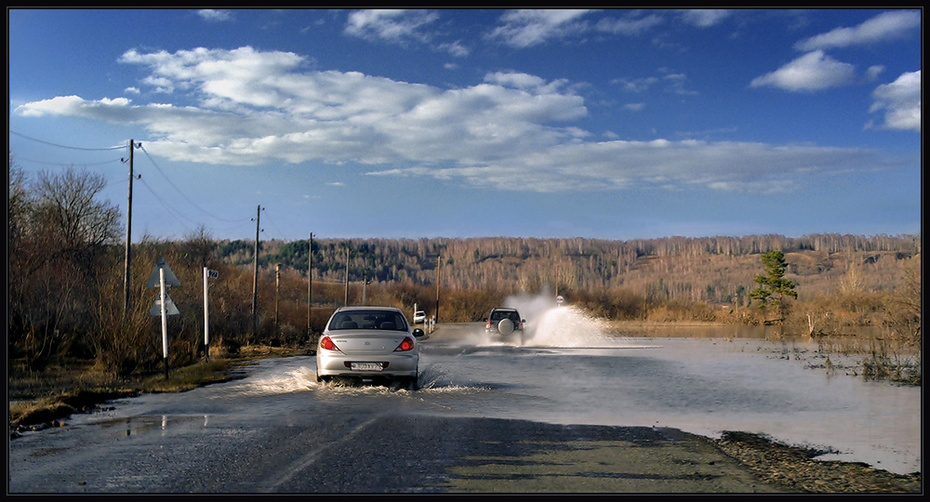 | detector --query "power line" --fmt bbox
[137,176,201,232]
[12,130,255,238]
[260,212,292,241]
[138,145,248,224]
[12,156,123,168]
[10,130,125,151]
